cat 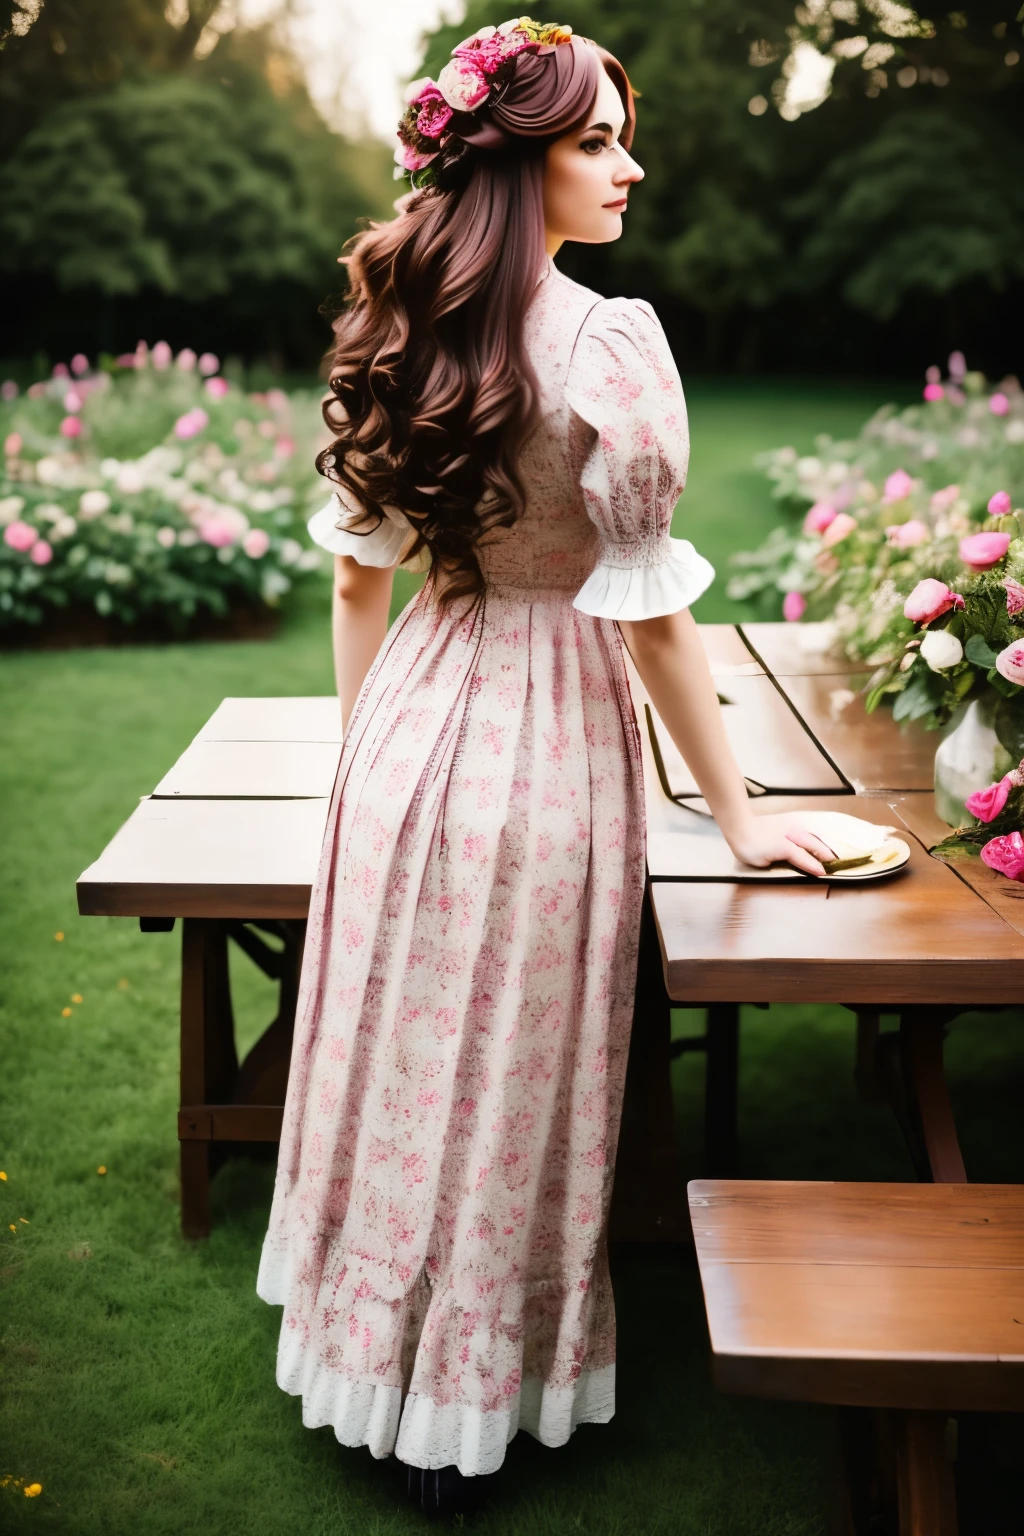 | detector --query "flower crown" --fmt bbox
[395,16,574,190]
